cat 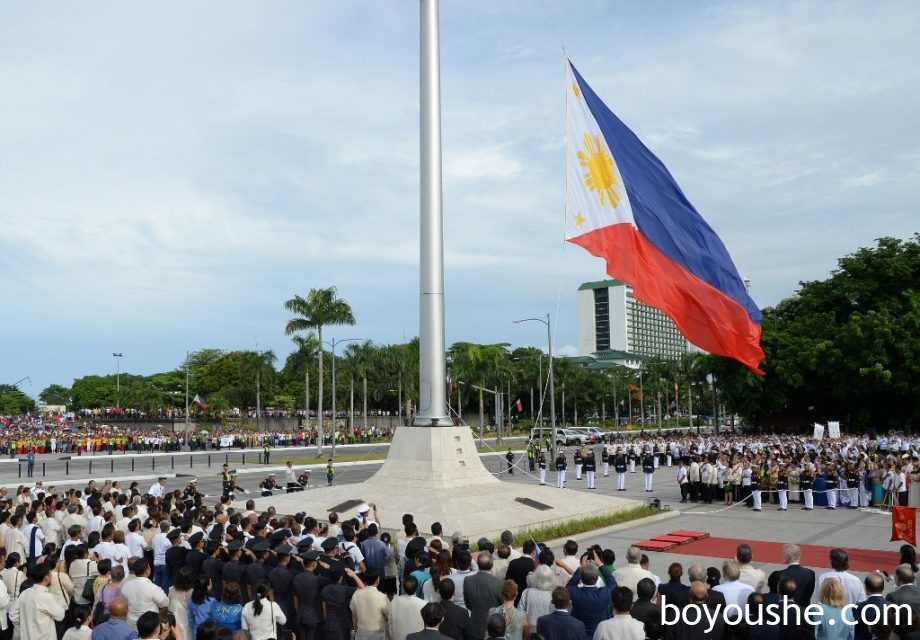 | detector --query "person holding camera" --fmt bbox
[137,610,181,640]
